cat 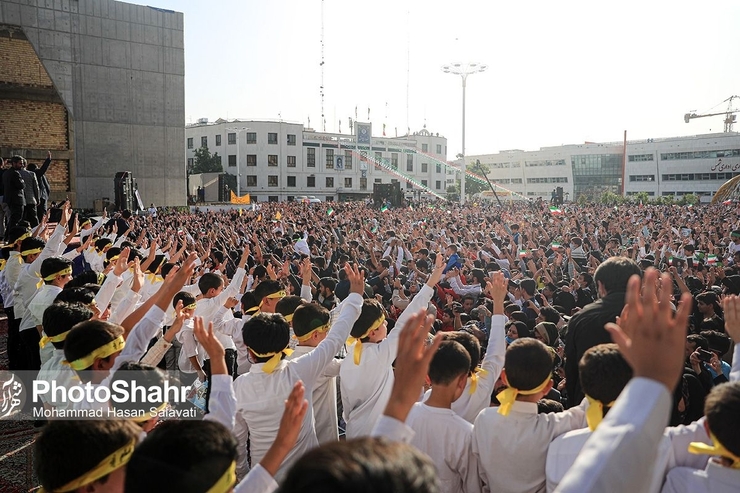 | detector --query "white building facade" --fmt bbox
[185,119,452,202]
